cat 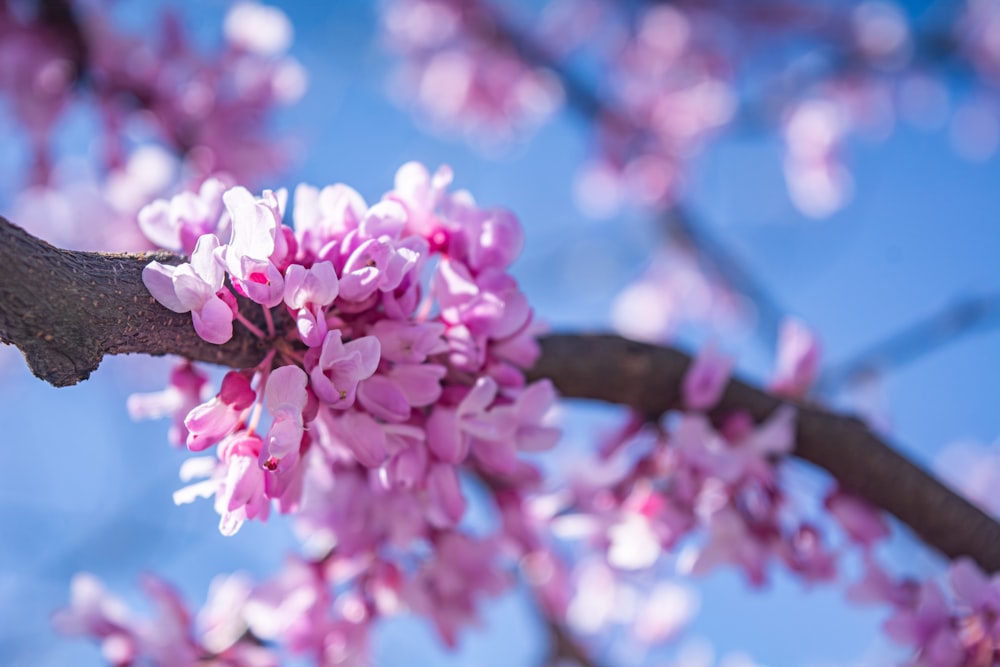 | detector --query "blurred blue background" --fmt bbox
[0,1,998,666]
